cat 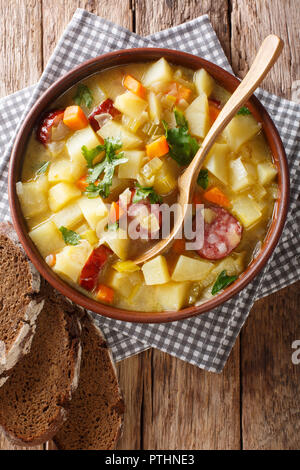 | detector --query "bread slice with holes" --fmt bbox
[0,281,82,446]
[0,222,44,384]
[54,313,124,450]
